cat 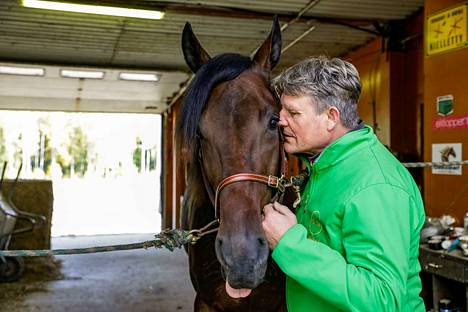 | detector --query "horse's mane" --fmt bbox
[176,53,252,161]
